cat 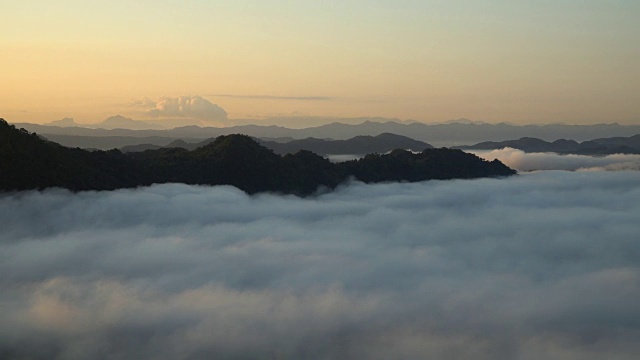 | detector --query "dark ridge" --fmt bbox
[119,143,163,153]
[341,148,515,183]
[119,132,432,155]
[455,135,640,155]
[1,119,516,196]
[0,120,145,191]
[257,132,434,155]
